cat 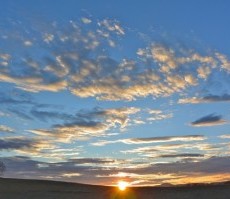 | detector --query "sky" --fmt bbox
[0,0,230,186]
